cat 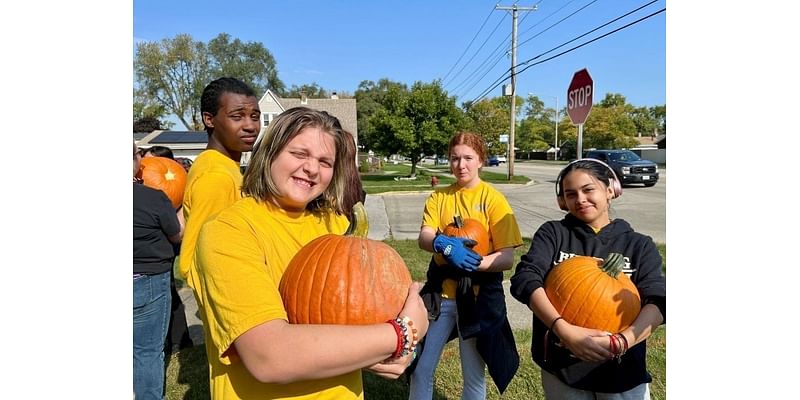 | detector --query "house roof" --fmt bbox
[149,131,208,144]
[135,130,208,151]
[258,89,358,137]
[279,98,358,136]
